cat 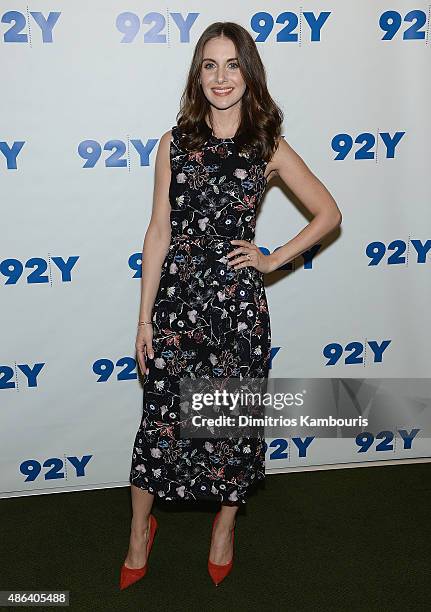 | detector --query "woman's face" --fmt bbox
[199,36,246,112]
